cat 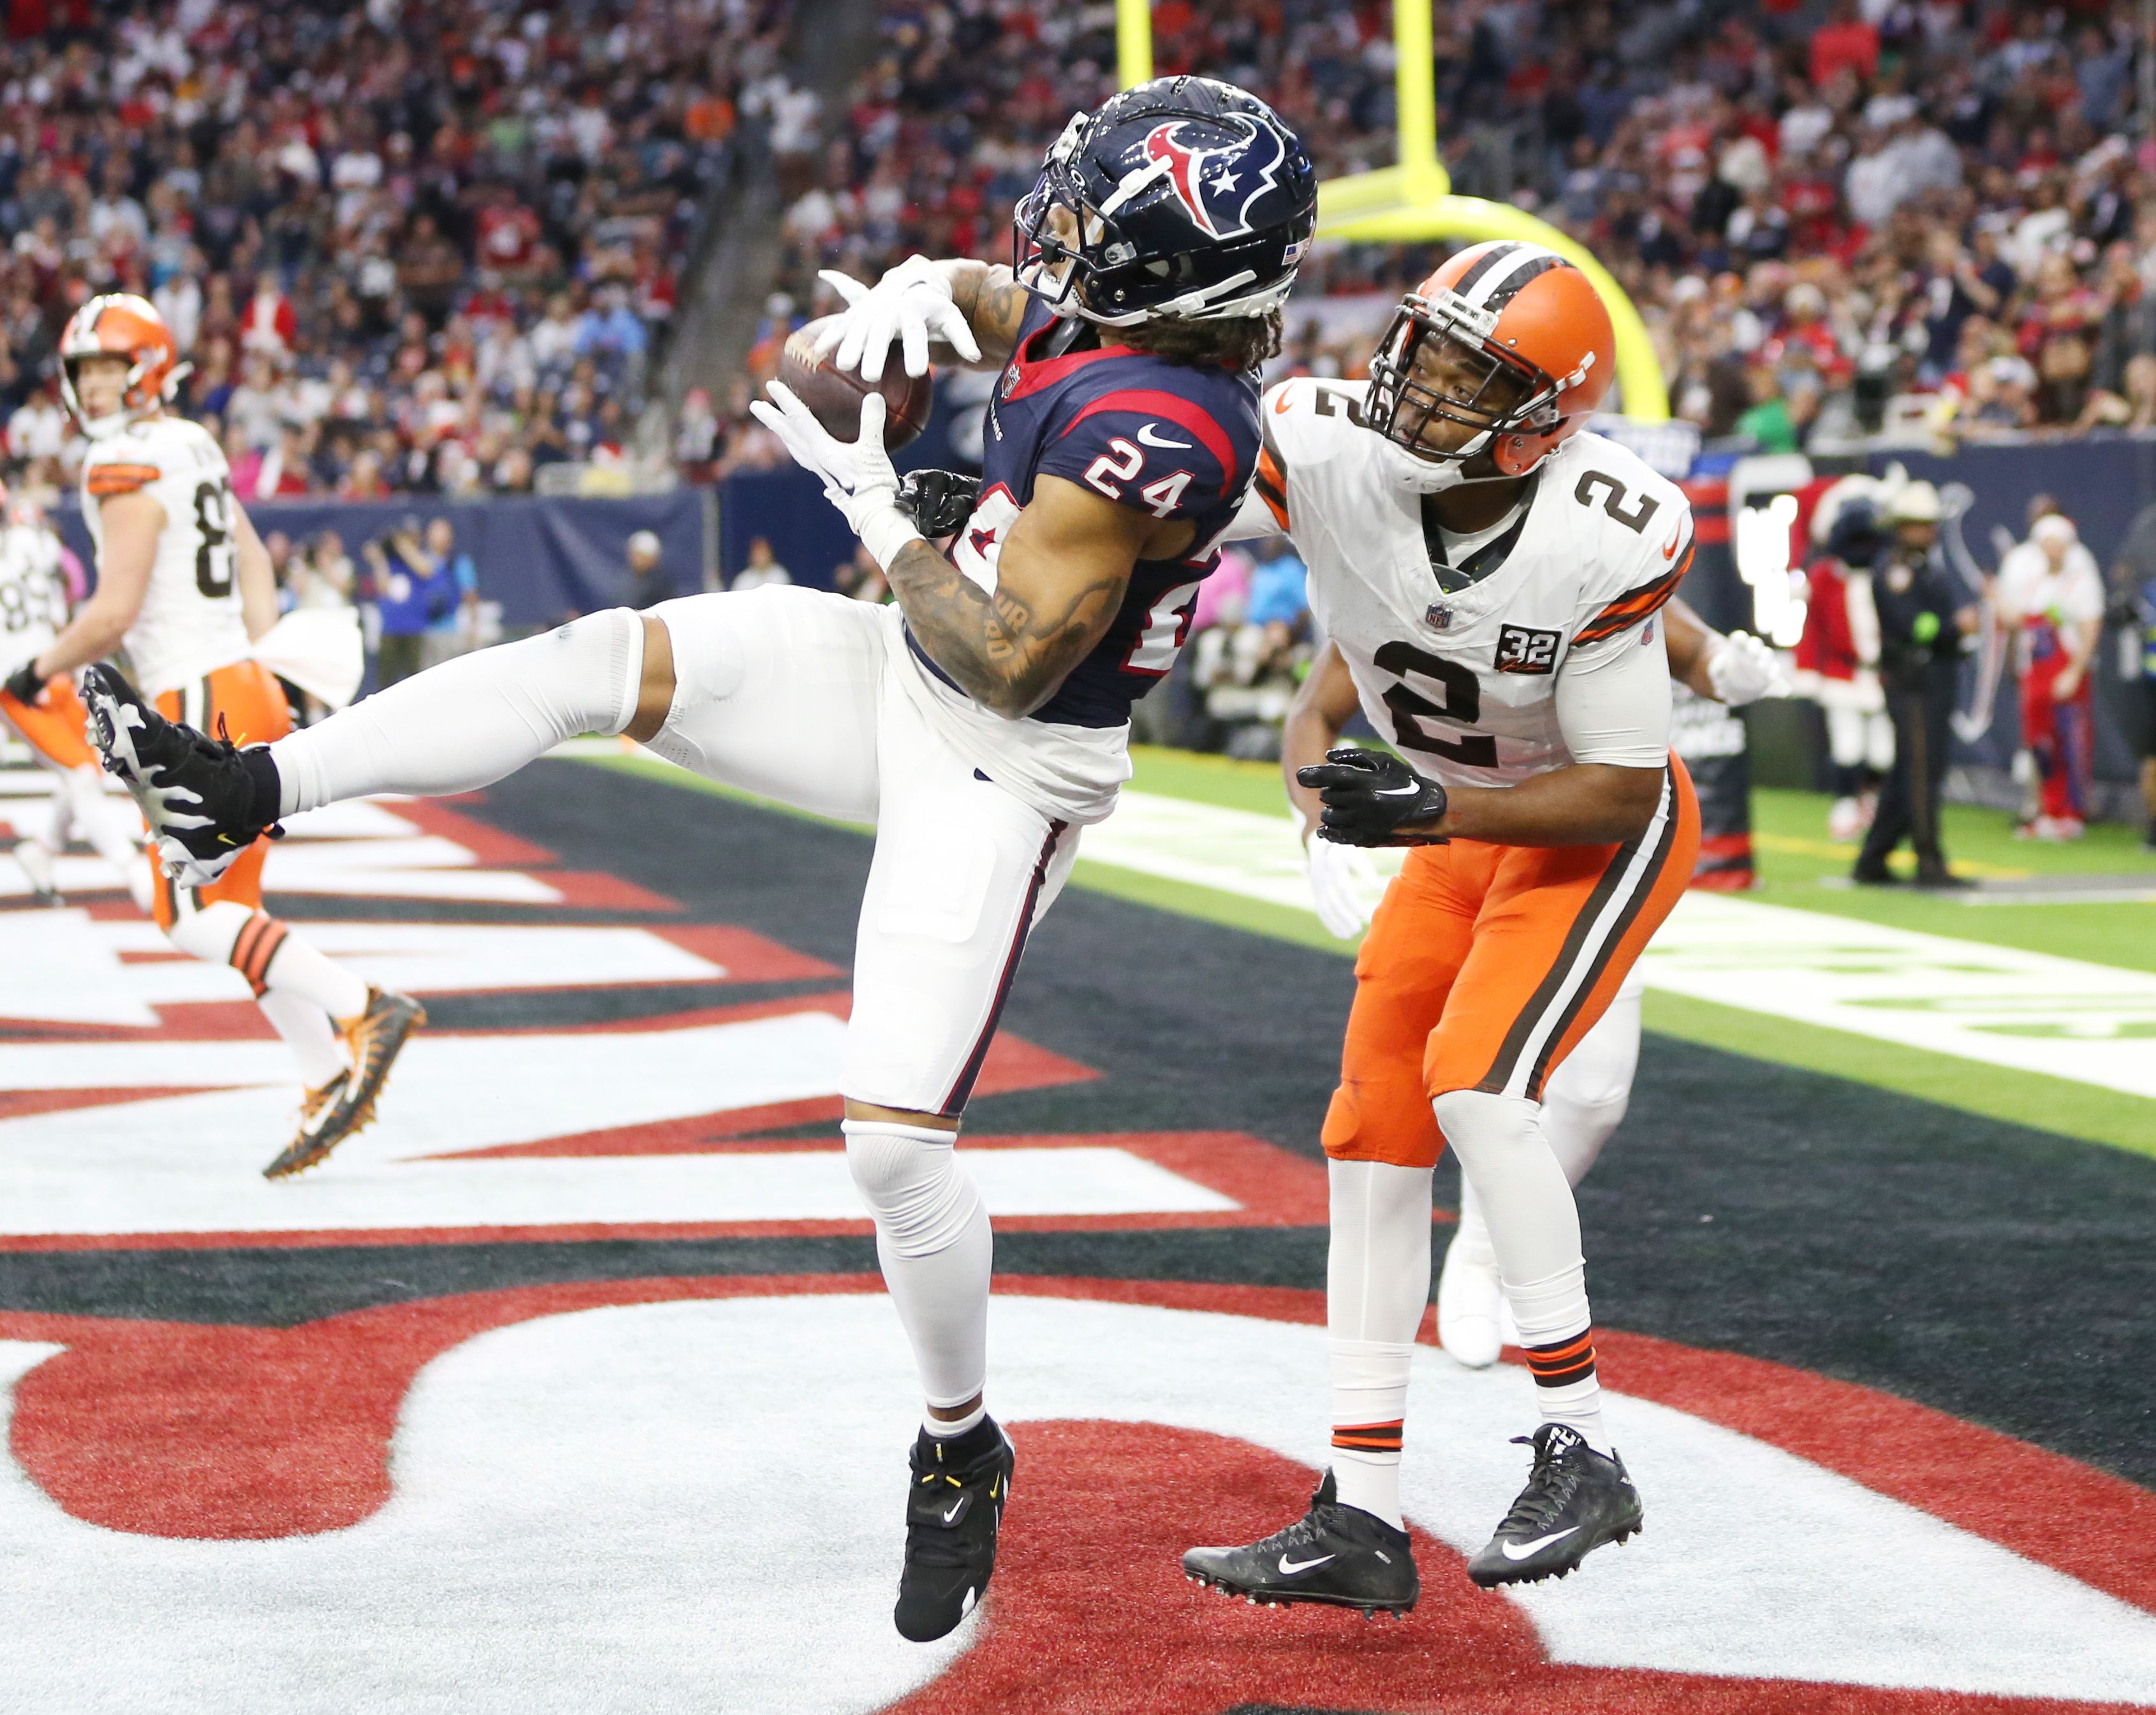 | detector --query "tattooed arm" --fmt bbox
[887,474,1197,719]
[929,262,1034,370]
